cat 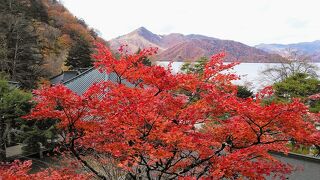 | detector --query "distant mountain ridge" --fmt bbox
[109,27,285,63]
[255,41,320,62]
